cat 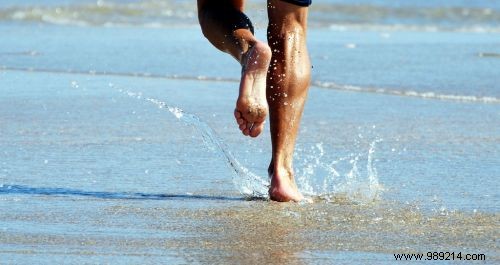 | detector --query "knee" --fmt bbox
[197,4,254,39]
